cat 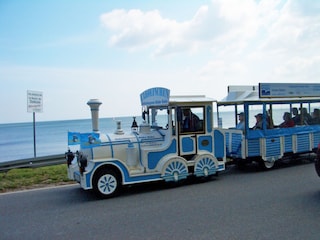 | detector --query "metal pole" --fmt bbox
[33,112,36,159]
